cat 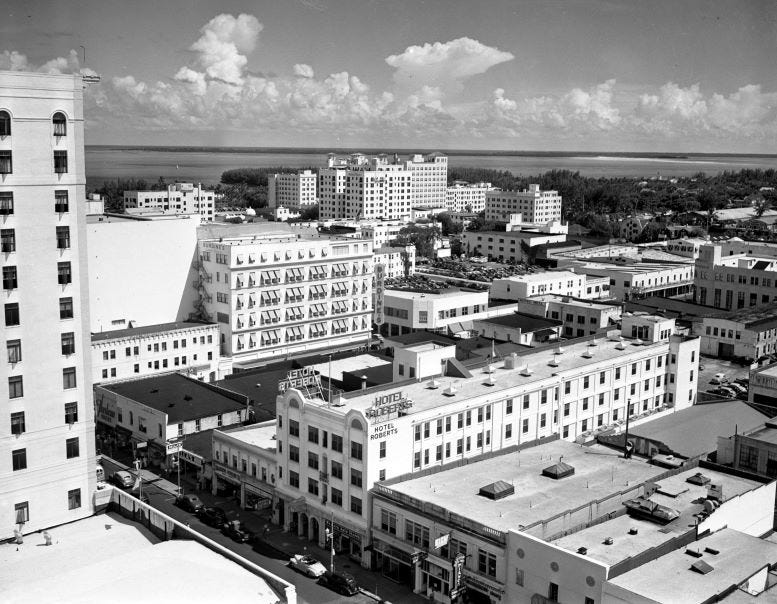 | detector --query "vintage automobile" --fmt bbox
[288,554,327,578]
